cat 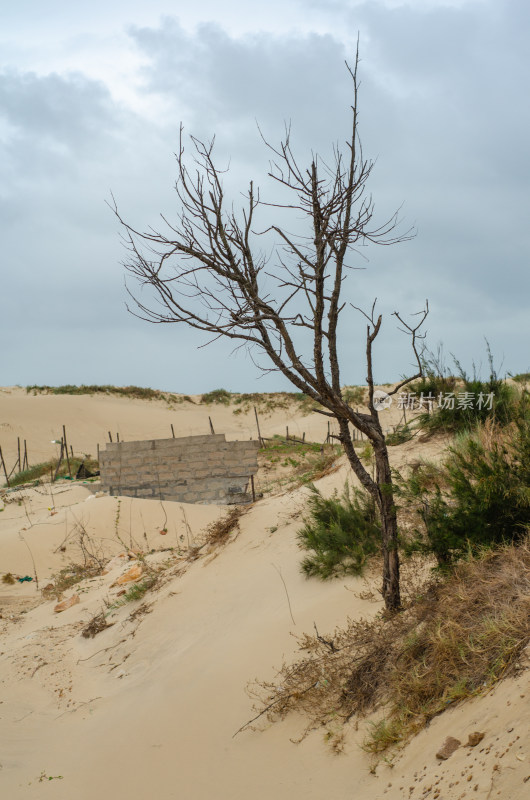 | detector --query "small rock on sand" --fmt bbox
[54,594,80,613]
[436,736,461,760]
[115,563,143,585]
[466,731,485,747]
